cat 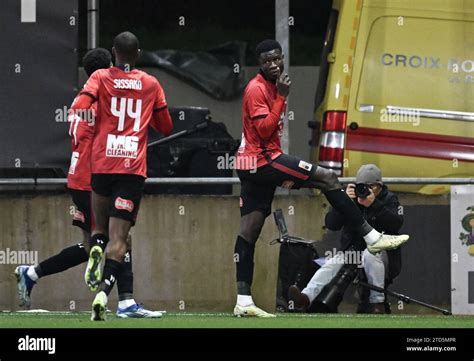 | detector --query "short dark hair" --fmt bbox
[83,48,111,76]
[113,31,139,62]
[256,39,282,57]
